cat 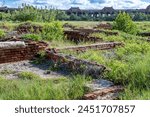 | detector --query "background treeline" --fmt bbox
[66,13,150,21]
[0,5,150,22]
[0,5,60,22]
